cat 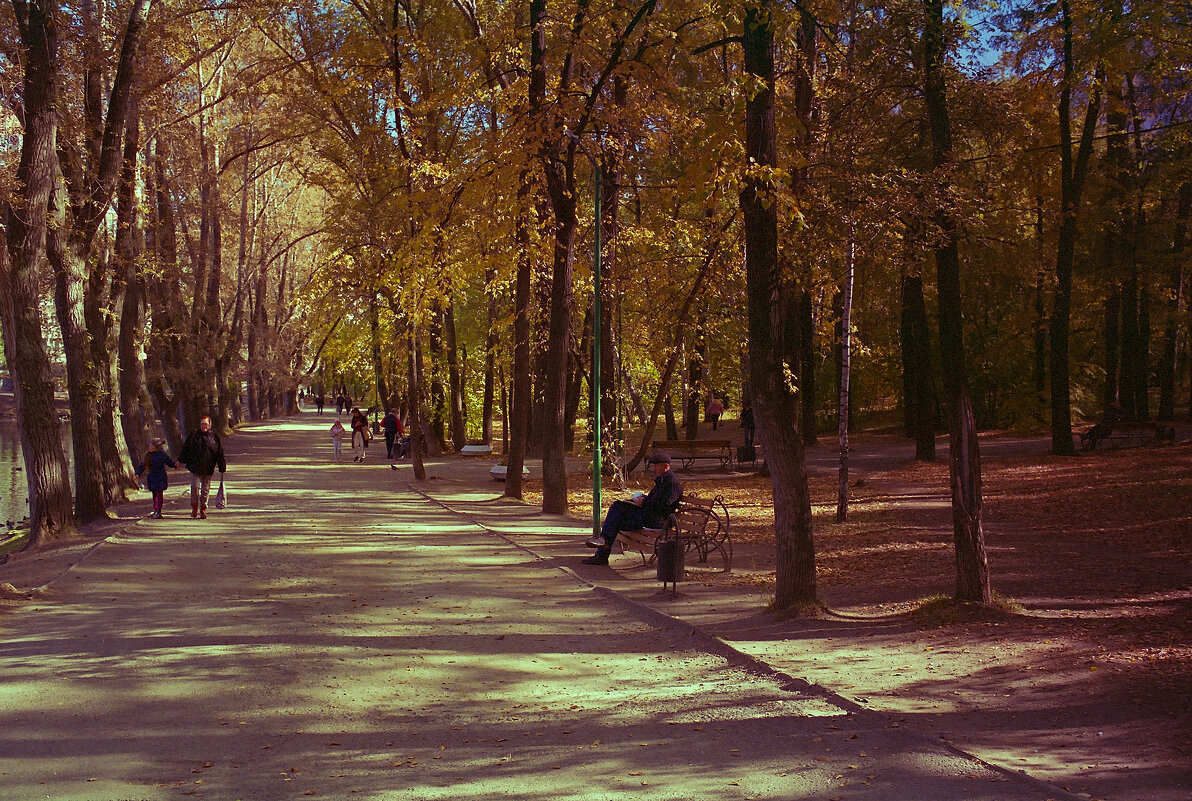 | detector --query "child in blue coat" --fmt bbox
[137,437,180,519]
